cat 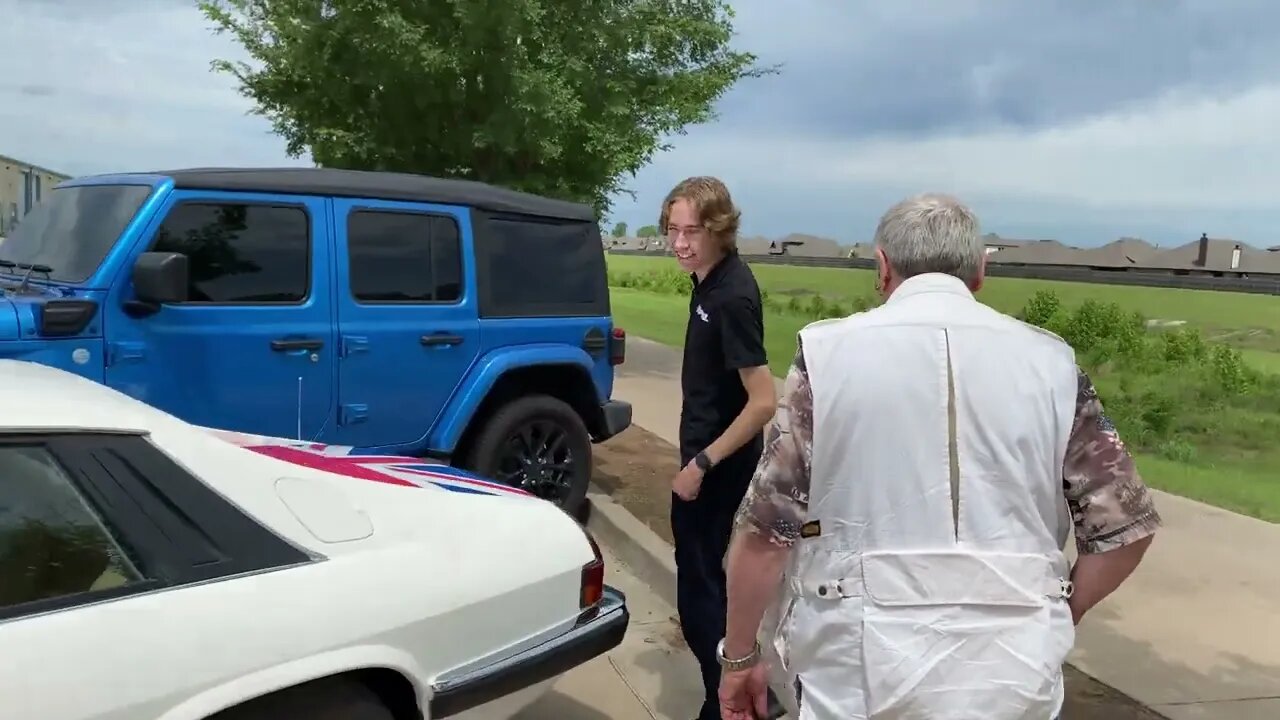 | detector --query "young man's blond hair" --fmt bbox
[659,176,742,254]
